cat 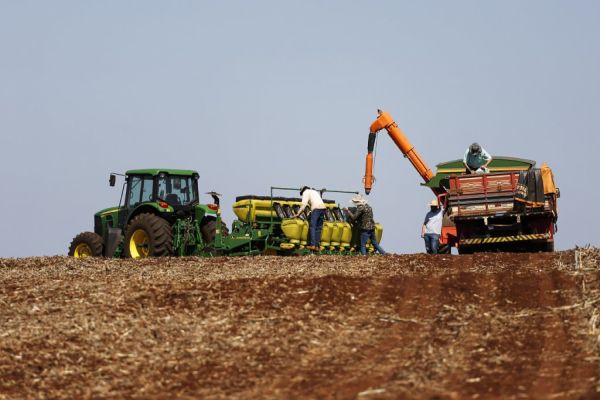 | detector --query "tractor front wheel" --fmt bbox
[69,232,104,258]
[124,213,173,259]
